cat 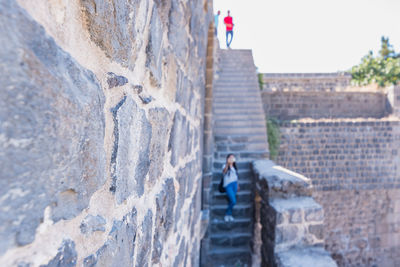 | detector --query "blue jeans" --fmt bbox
[226,30,233,47]
[225,181,238,215]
